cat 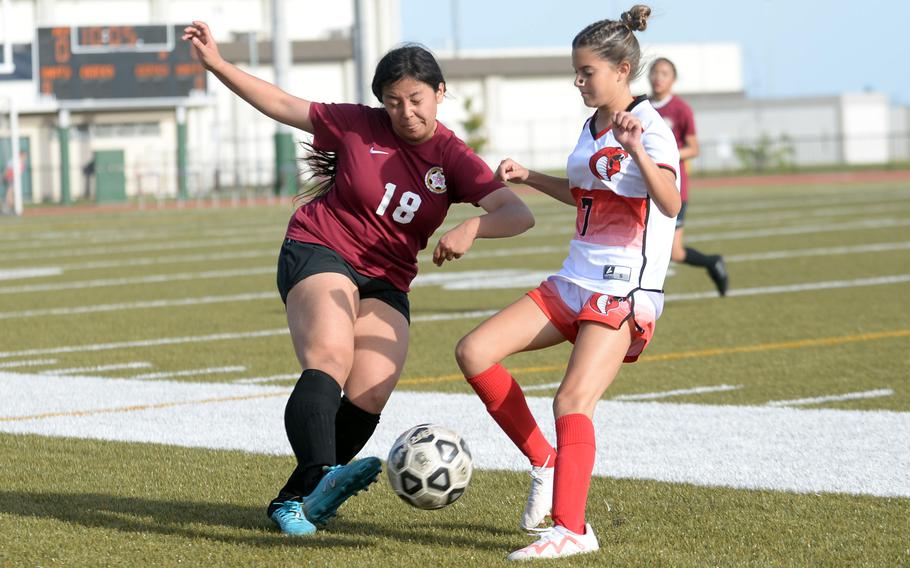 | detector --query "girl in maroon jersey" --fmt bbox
[649,57,729,295]
[183,21,534,536]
